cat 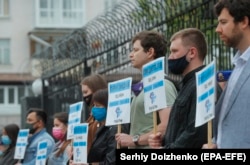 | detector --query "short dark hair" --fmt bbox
[27,108,47,125]
[92,88,109,108]
[132,30,167,59]
[214,0,250,25]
